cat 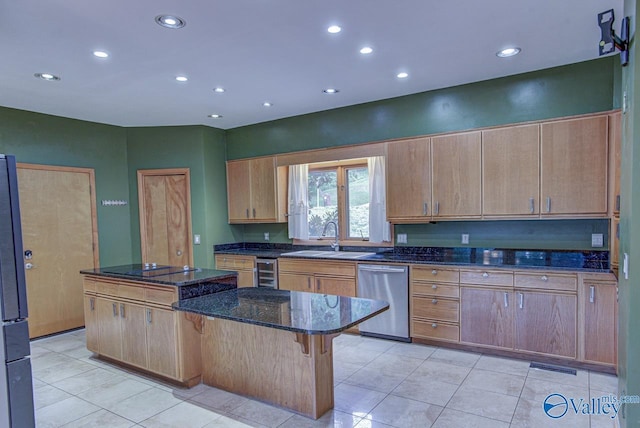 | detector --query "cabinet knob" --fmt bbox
[432,284,438,289]
[482,272,489,278]
[431,323,438,328]
[432,299,438,304]
[541,275,548,281]
[432,270,438,275]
